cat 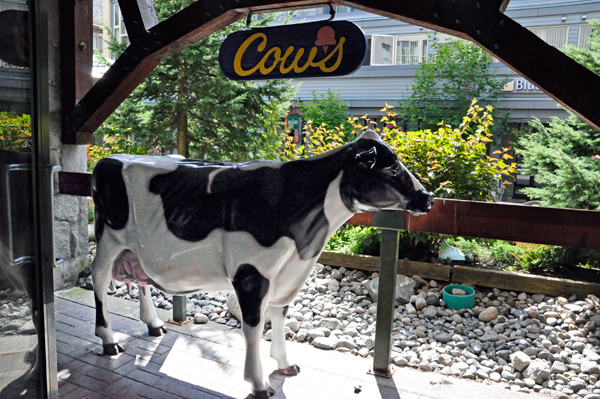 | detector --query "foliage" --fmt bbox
[325,225,381,256]
[514,115,600,210]
[98,2,297,160]
[291,102,515,260]
[86,130,149,172]
[373,100,516,201]
[563,19,600,76]
[298,90,353,135]
[401,36,504,129]
[514,20,600,211]
[446,237,600,273]
[0,112,31,152]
